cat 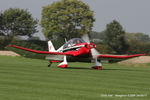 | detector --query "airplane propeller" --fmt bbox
[82,34,90,44]
[82,34,100,59]
[91,48,100,59]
